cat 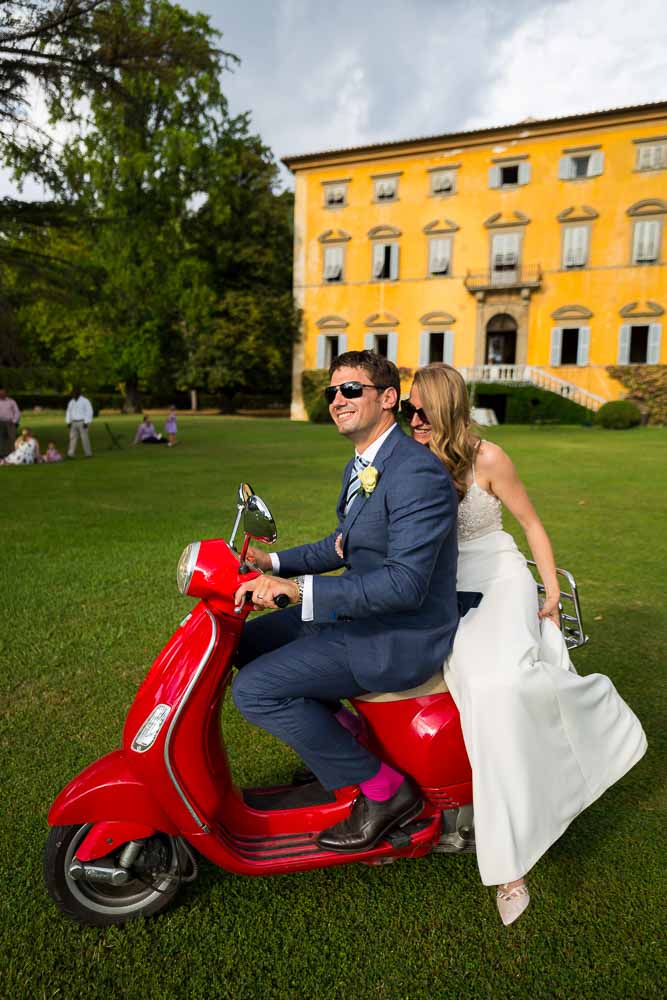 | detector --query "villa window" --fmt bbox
[372,242,399,281]
[562,225,590,268]
[323,182,348,208]
[323,245,344,283]
[419,329,454,365]
[488,161,530,188]
[632,219,661,264]
[558,150,604,180]
[428,237,451,277]
[364,331,398,362]
[618,324,662,364]
[491,232,520,280]
[550,326,590,366]
[430,169,456,195]
[635,143,667,171]
[373,175,399,201]
[316,332,347,369]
